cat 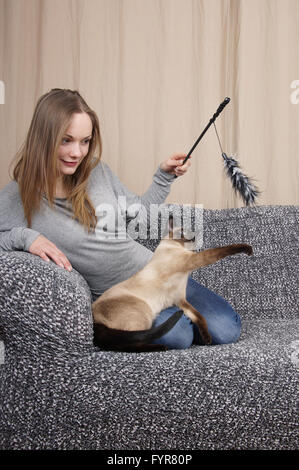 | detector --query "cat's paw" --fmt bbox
[200,329,212,345]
